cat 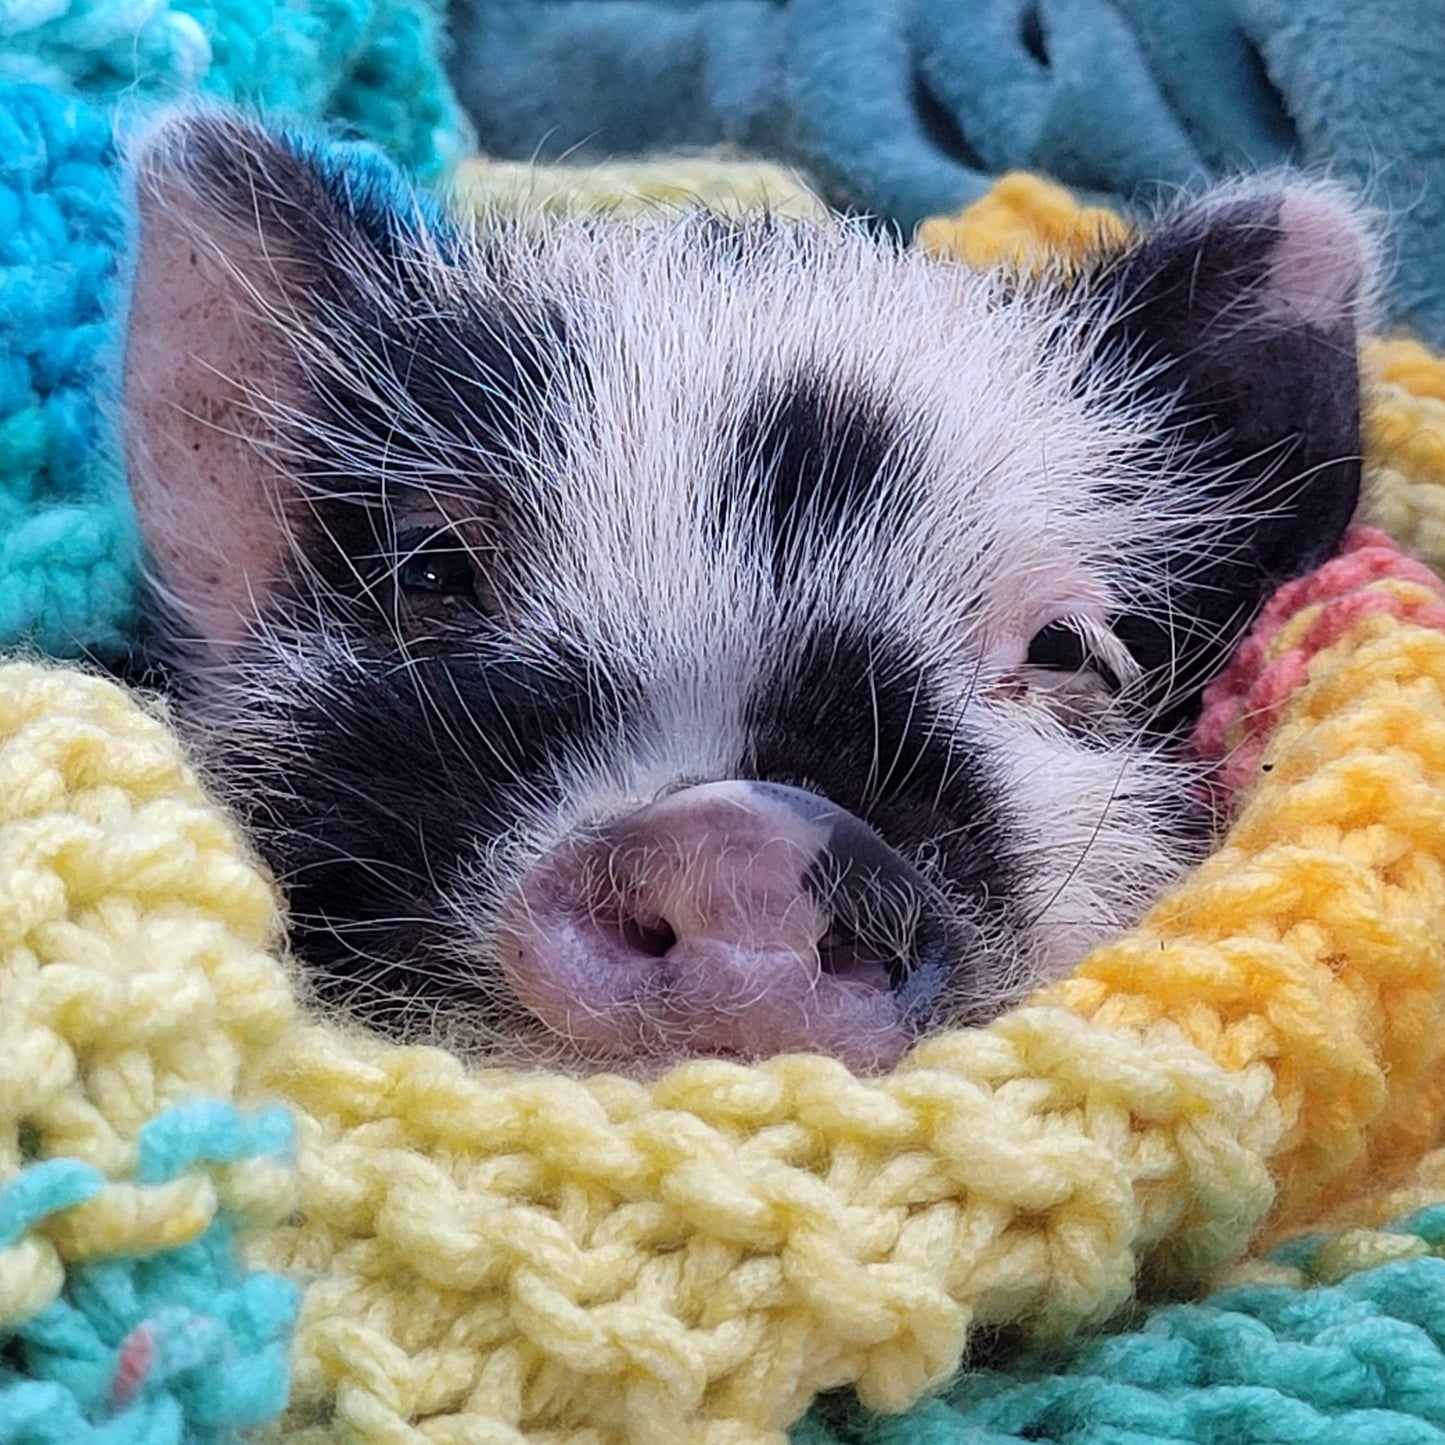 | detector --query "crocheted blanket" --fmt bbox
[9,522,1445,1445]
[9,12,1445,1438]
[446,0,1445,349]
